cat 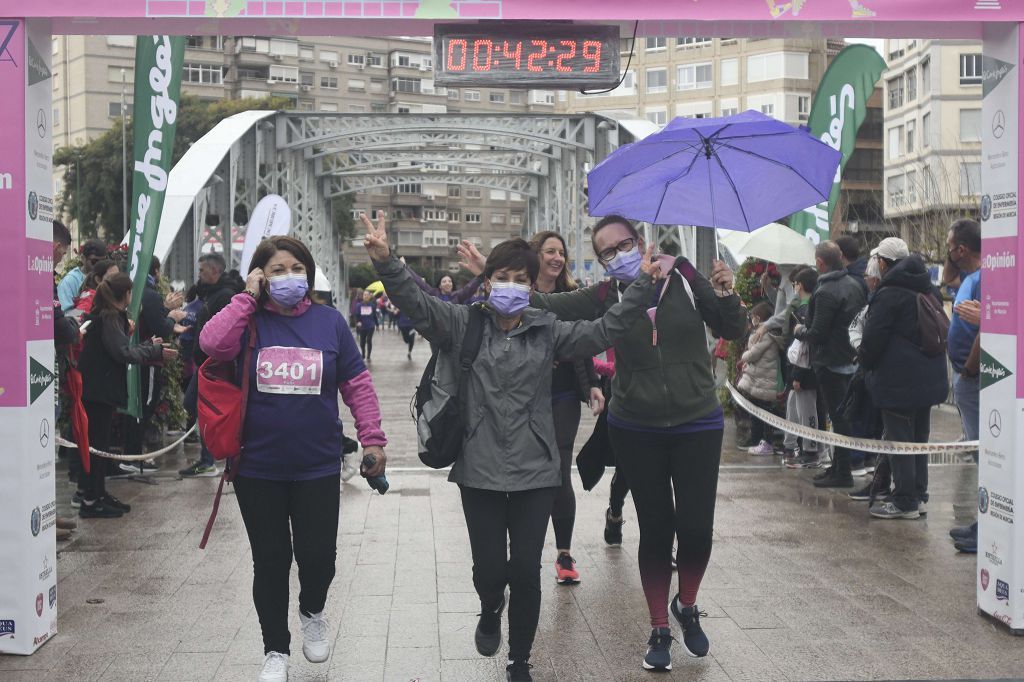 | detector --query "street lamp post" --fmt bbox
[121,67,128,238]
